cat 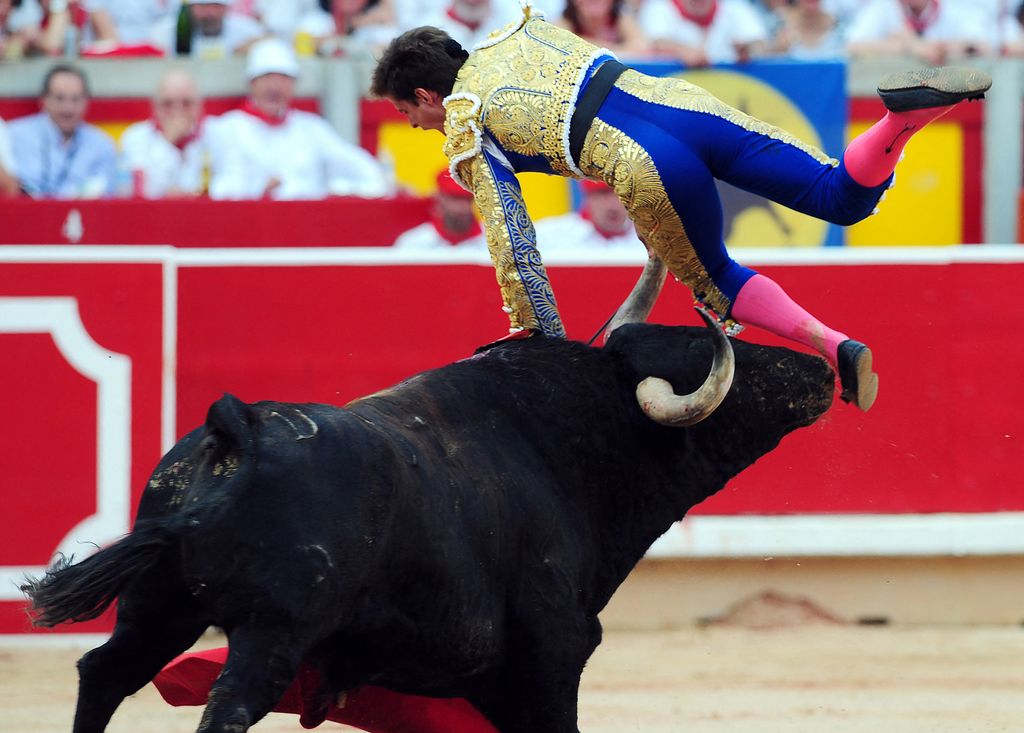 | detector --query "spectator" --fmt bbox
[768,0,844,60]
[119,68,208,198]
[1,0,37,58]
[846,0,992,63]
[208,37,389,199]
[535,180,643,253]
[251,0,322,45]
[154,0,266,58]
[393,169,484,250]
[309,0,401,56]
[8,64,117,198]
[822,0,859,26]
[553,0,648,56]
[0,116,20,195]
[639,0,770,66]
[414,0,519,50]
[14,0,109,57]
[79,0,173,46]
